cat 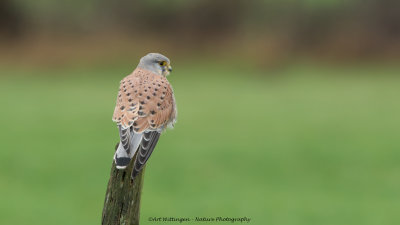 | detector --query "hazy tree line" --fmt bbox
[1,0,398,57]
